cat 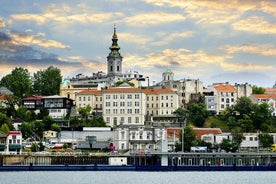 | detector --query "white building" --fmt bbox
[113,125,167,153]
[6,131,23,154]
[144,88,179,124]
[250,94,276,116]
[102,87,147,127]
